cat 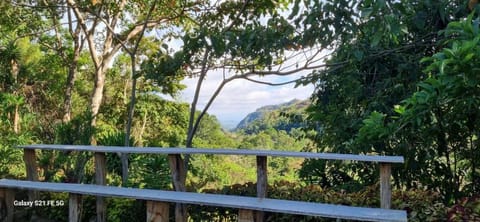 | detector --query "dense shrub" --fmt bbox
[195,181,446,222]
[447,195,480,222]
[15,180,454,221]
